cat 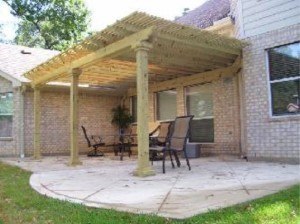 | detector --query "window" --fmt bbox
[131,96,137,122]
[0,92,13,137]
[156,89,177,121]
[186,83,214,142]
[267,42,300,116]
